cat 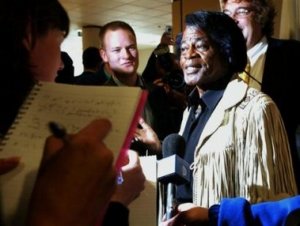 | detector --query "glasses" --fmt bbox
[223,7,254,18]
